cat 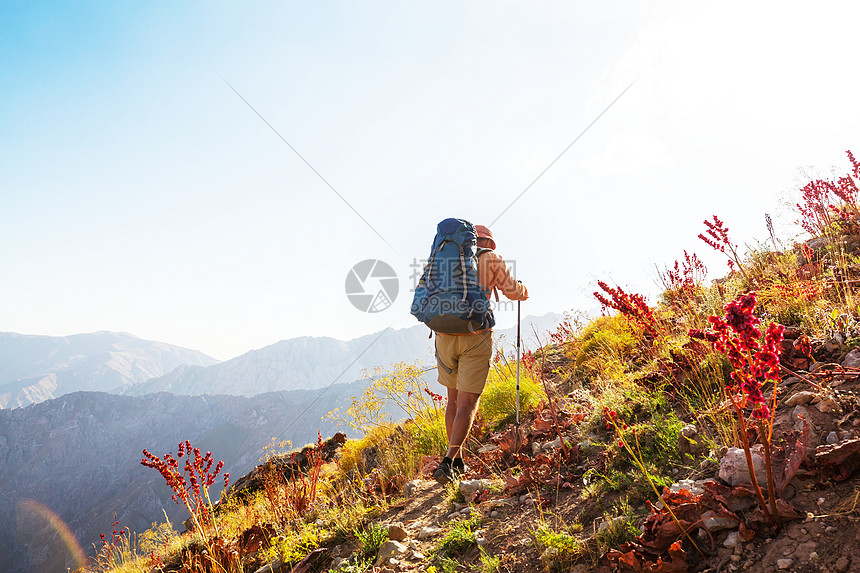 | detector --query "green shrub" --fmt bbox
[434,516,480,557]
[479,363,544,429]
[534,525,584,570]
[355,522,388,559]
[574,315,637,378]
